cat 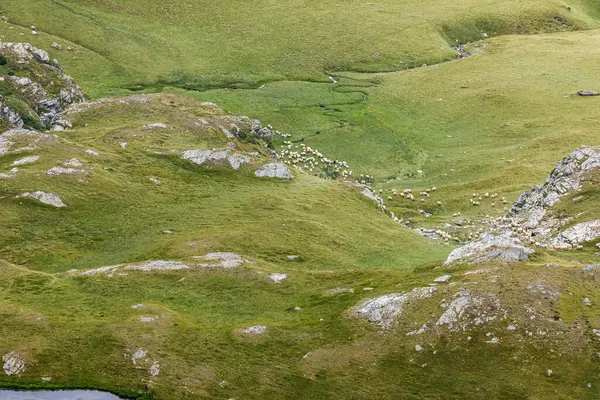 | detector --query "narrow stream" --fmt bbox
[0,390,122,400]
